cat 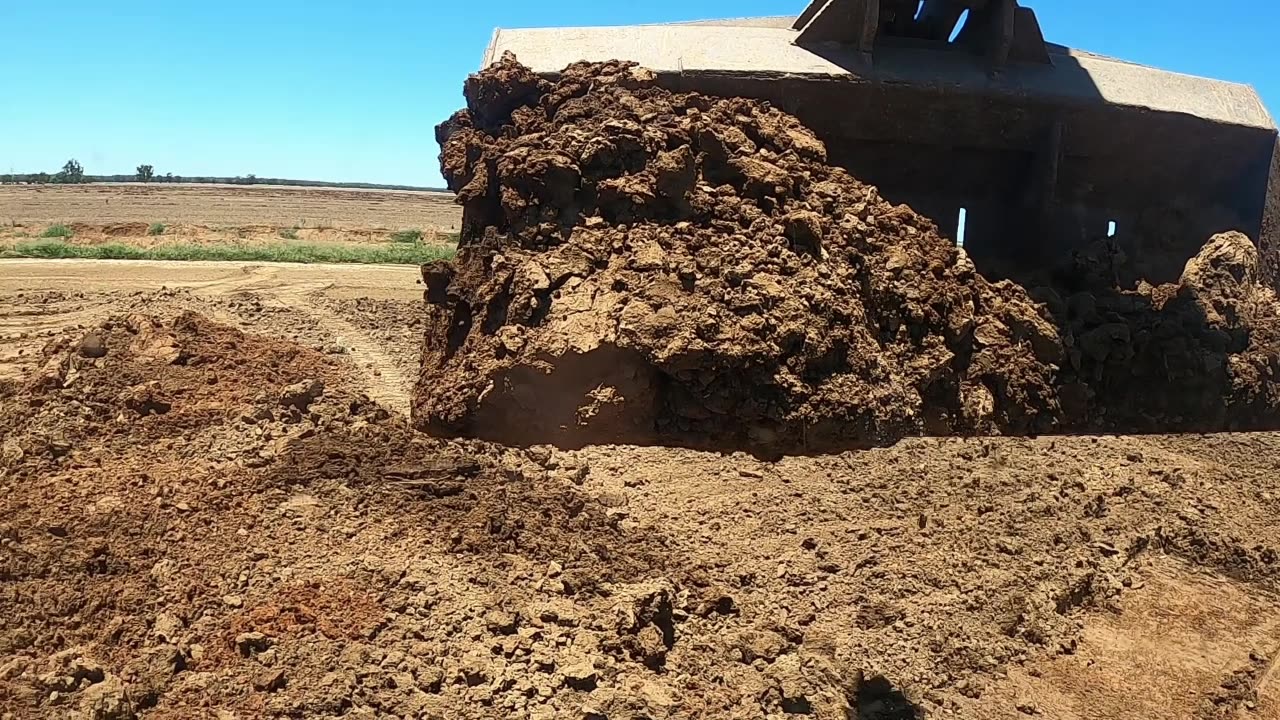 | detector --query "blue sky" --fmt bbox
[5,1,1277,186]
